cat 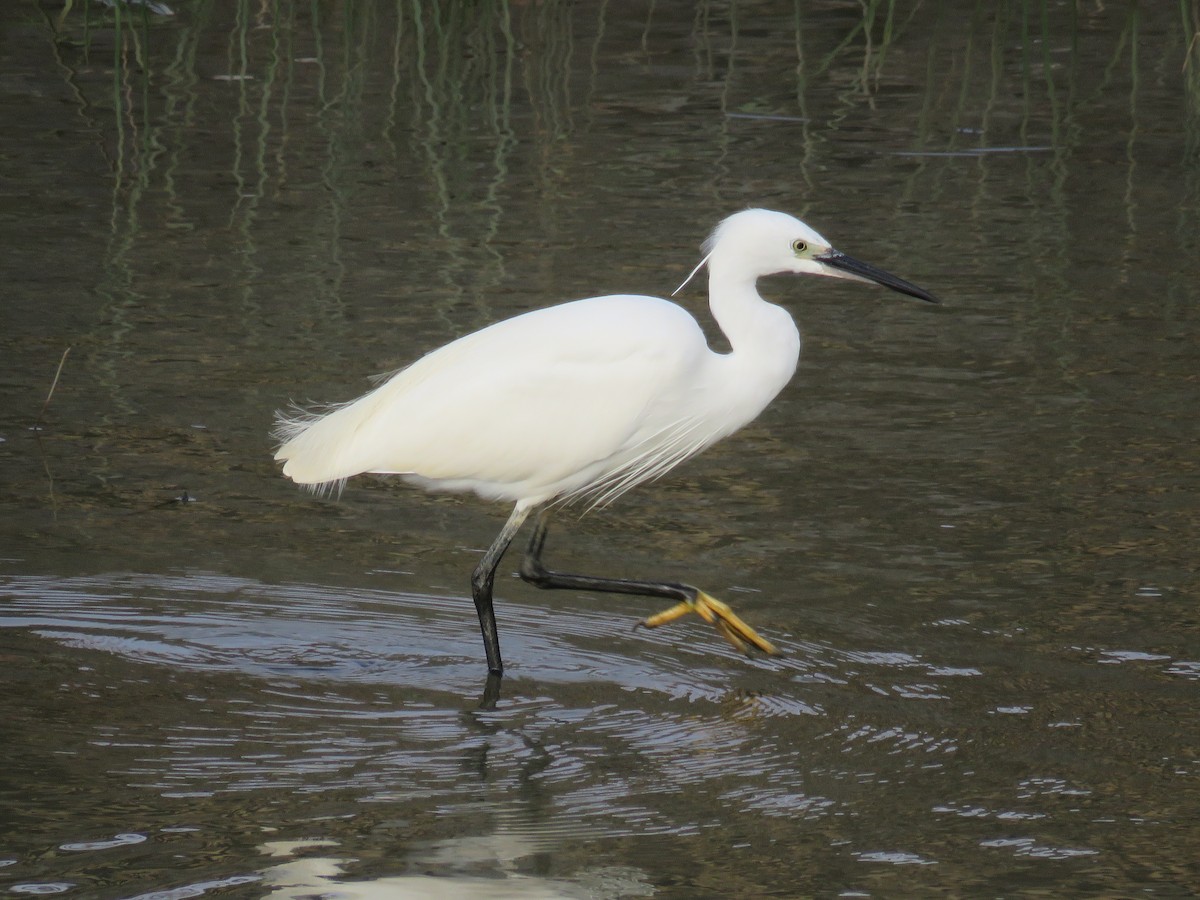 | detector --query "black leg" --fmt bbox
[470,503,534,676]
[518,510,778,656]
[520,509,695,603]
[479,671,503,710]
